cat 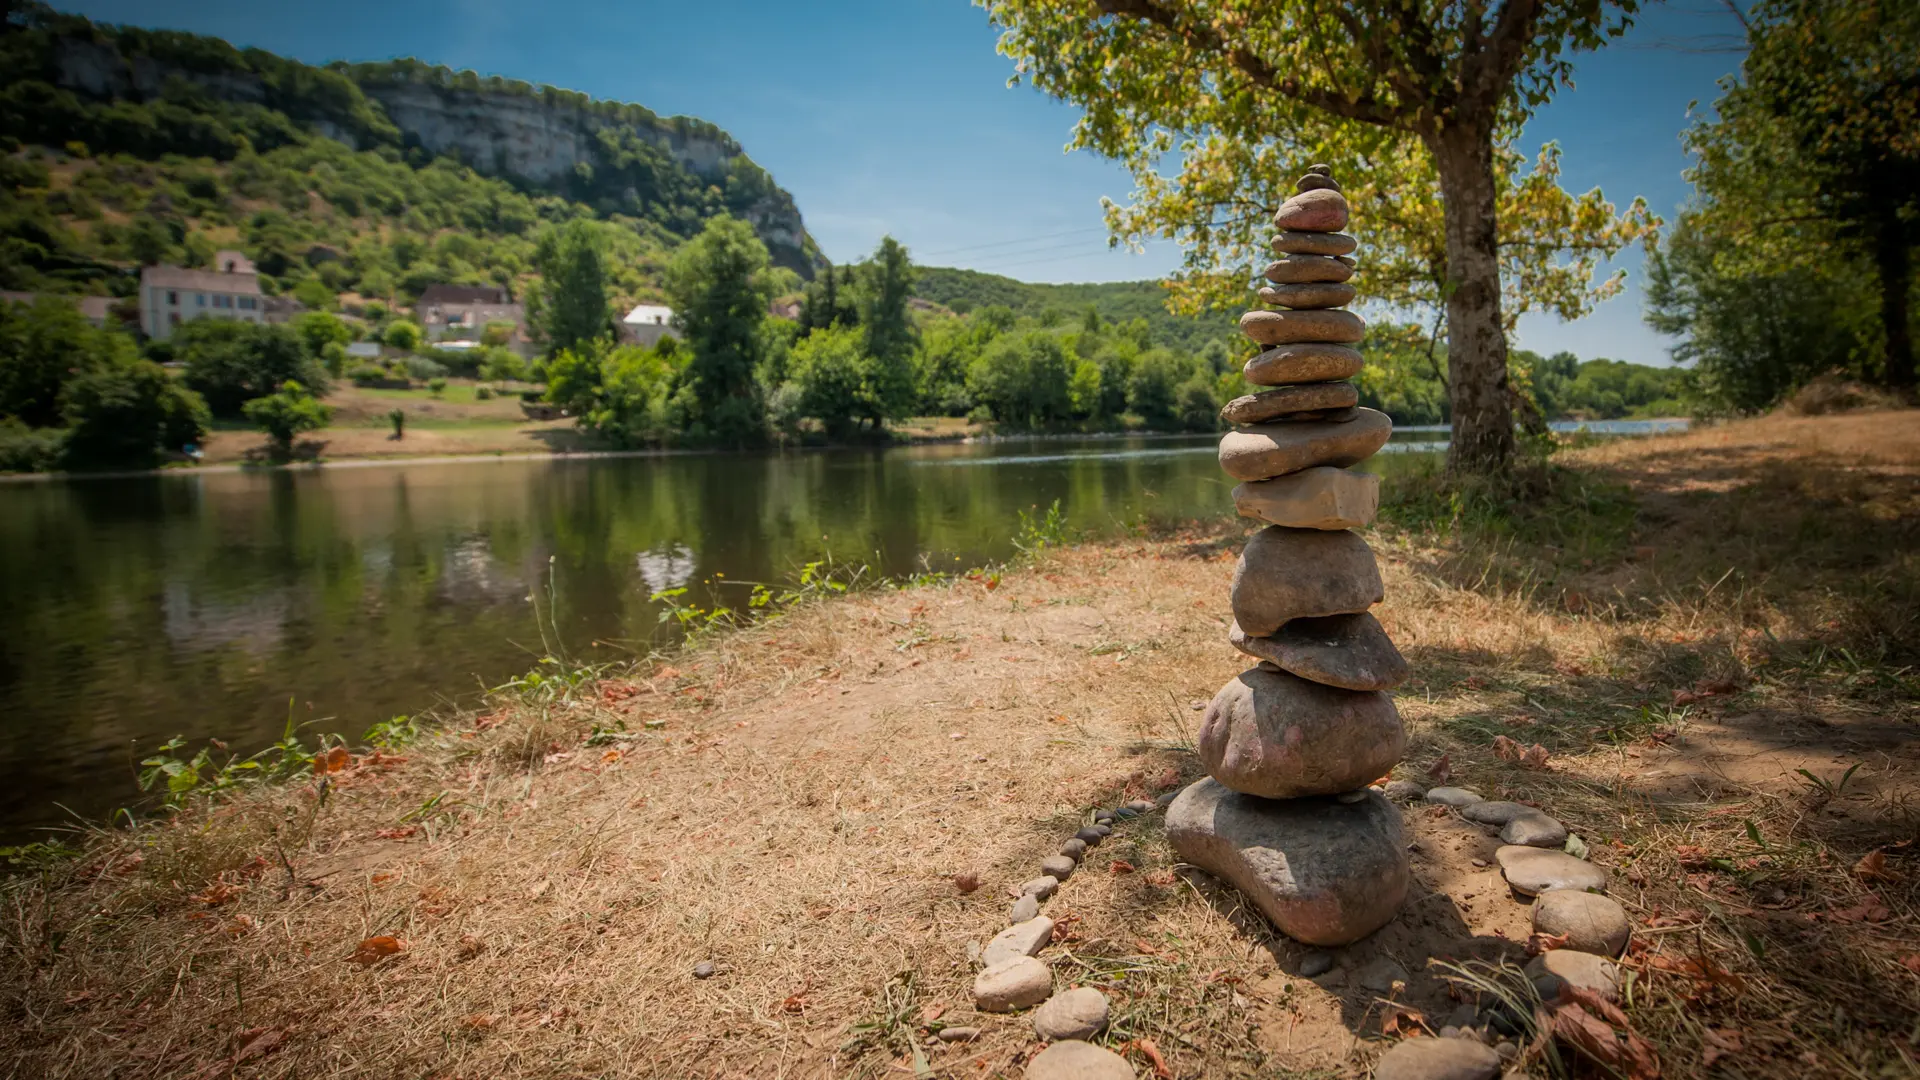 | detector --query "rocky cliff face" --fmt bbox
[49,37,816,274]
